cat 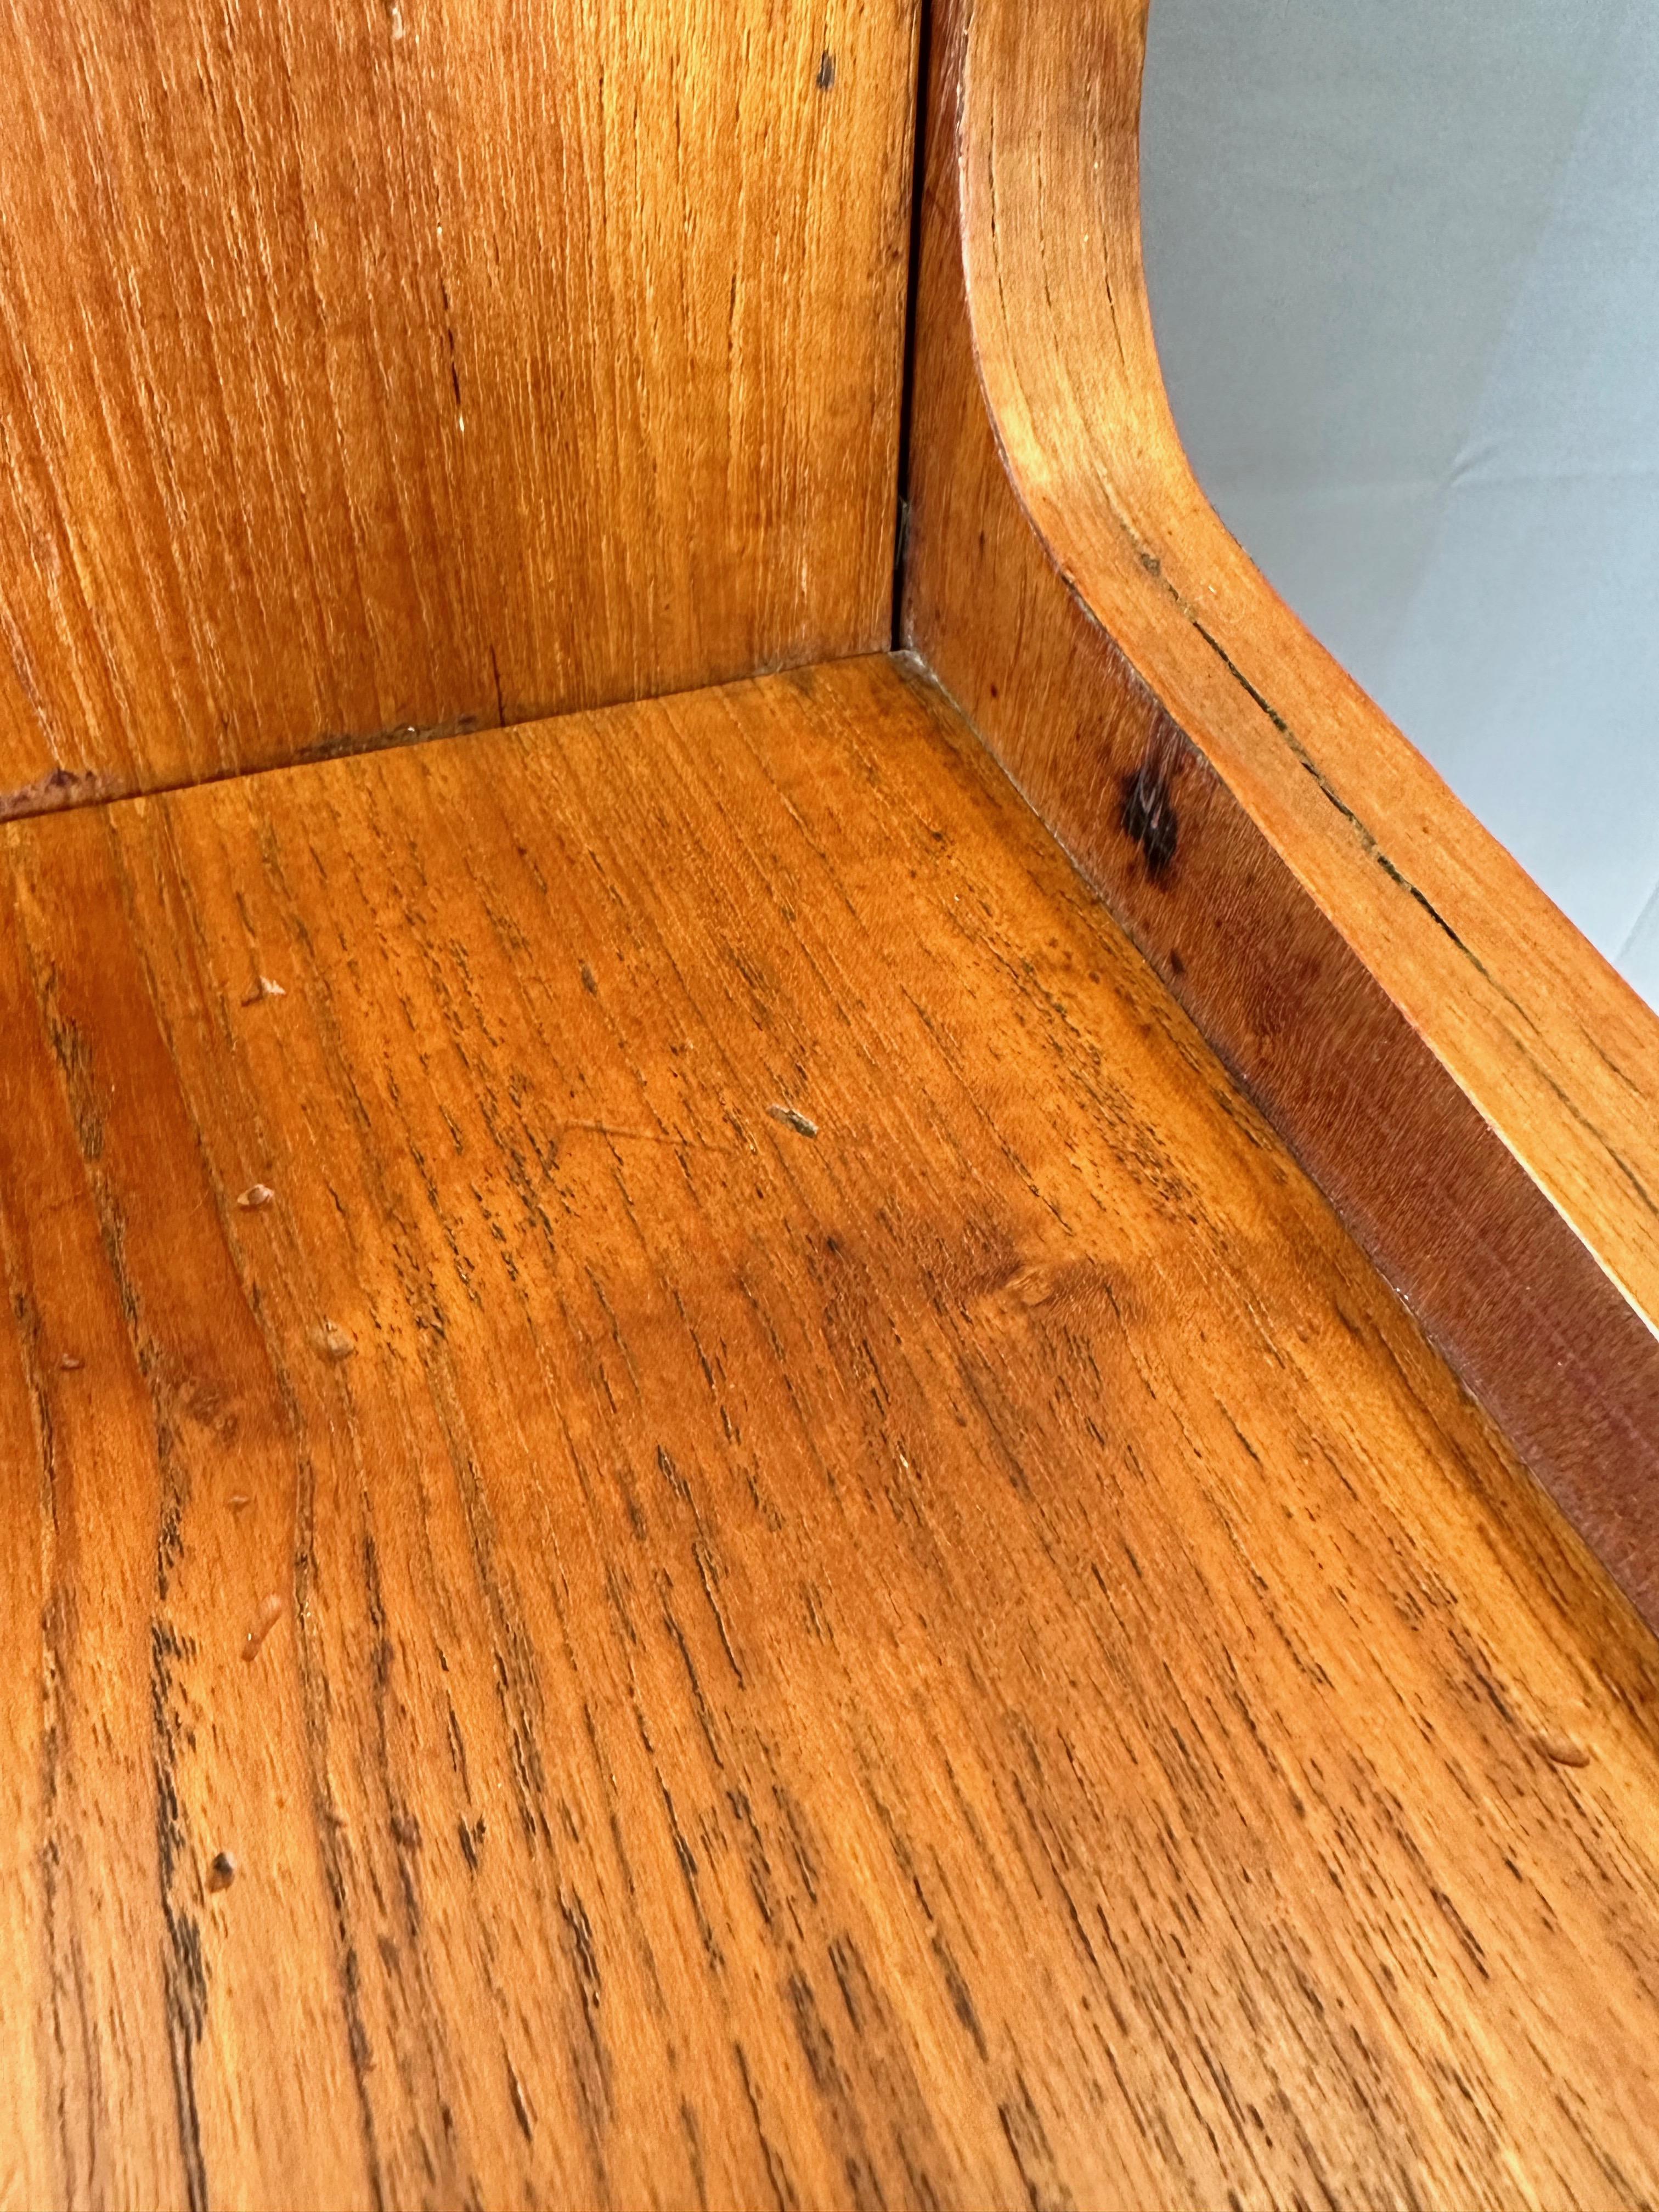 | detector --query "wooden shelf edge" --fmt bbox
[902,0,1659,1629]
